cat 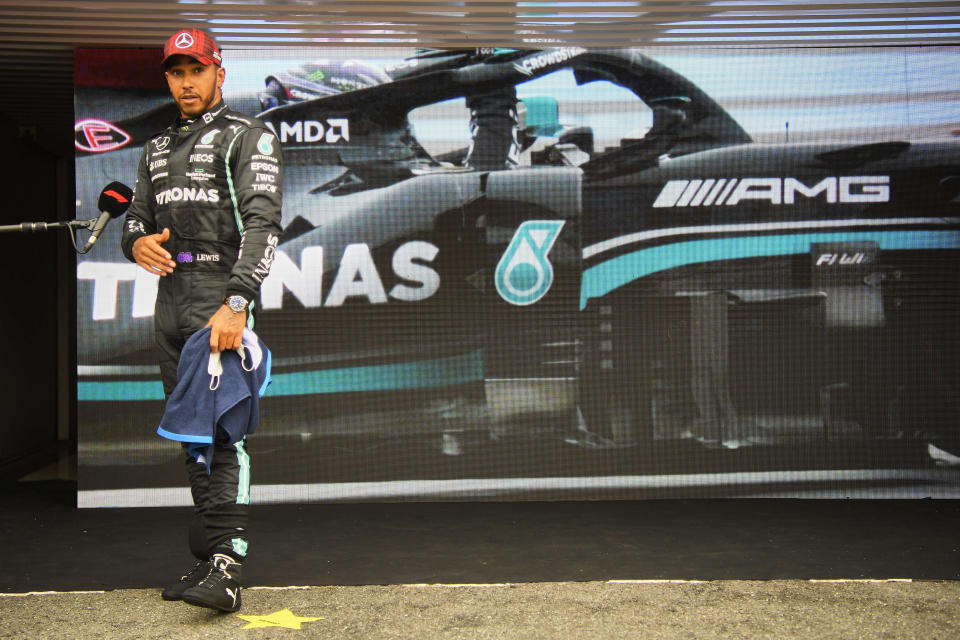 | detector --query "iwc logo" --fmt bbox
[495,220,565,306]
